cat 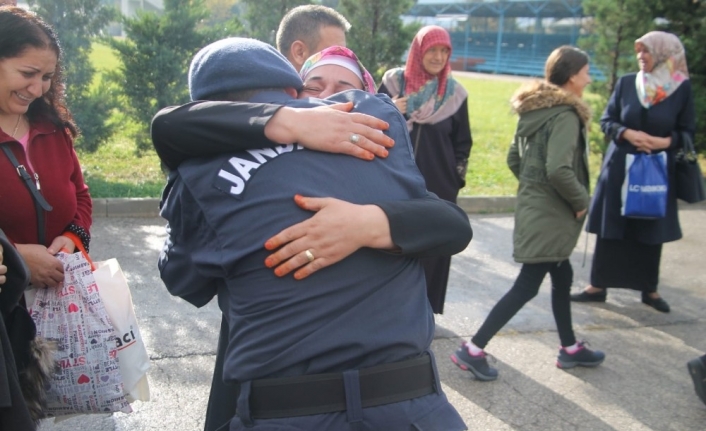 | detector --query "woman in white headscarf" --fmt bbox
[571,31,695,313]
